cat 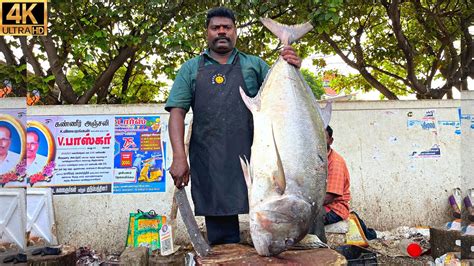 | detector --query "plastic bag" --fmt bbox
[126,209,166,251]
[346,212,369,247]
